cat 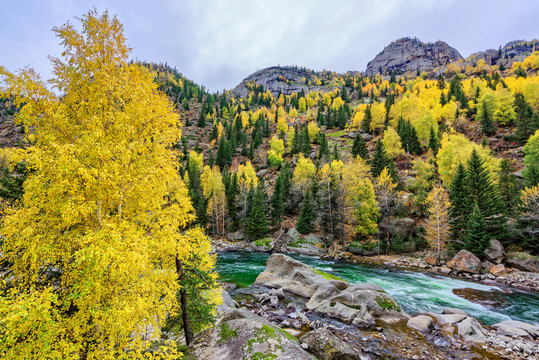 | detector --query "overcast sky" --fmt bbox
[1,0,537,93]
